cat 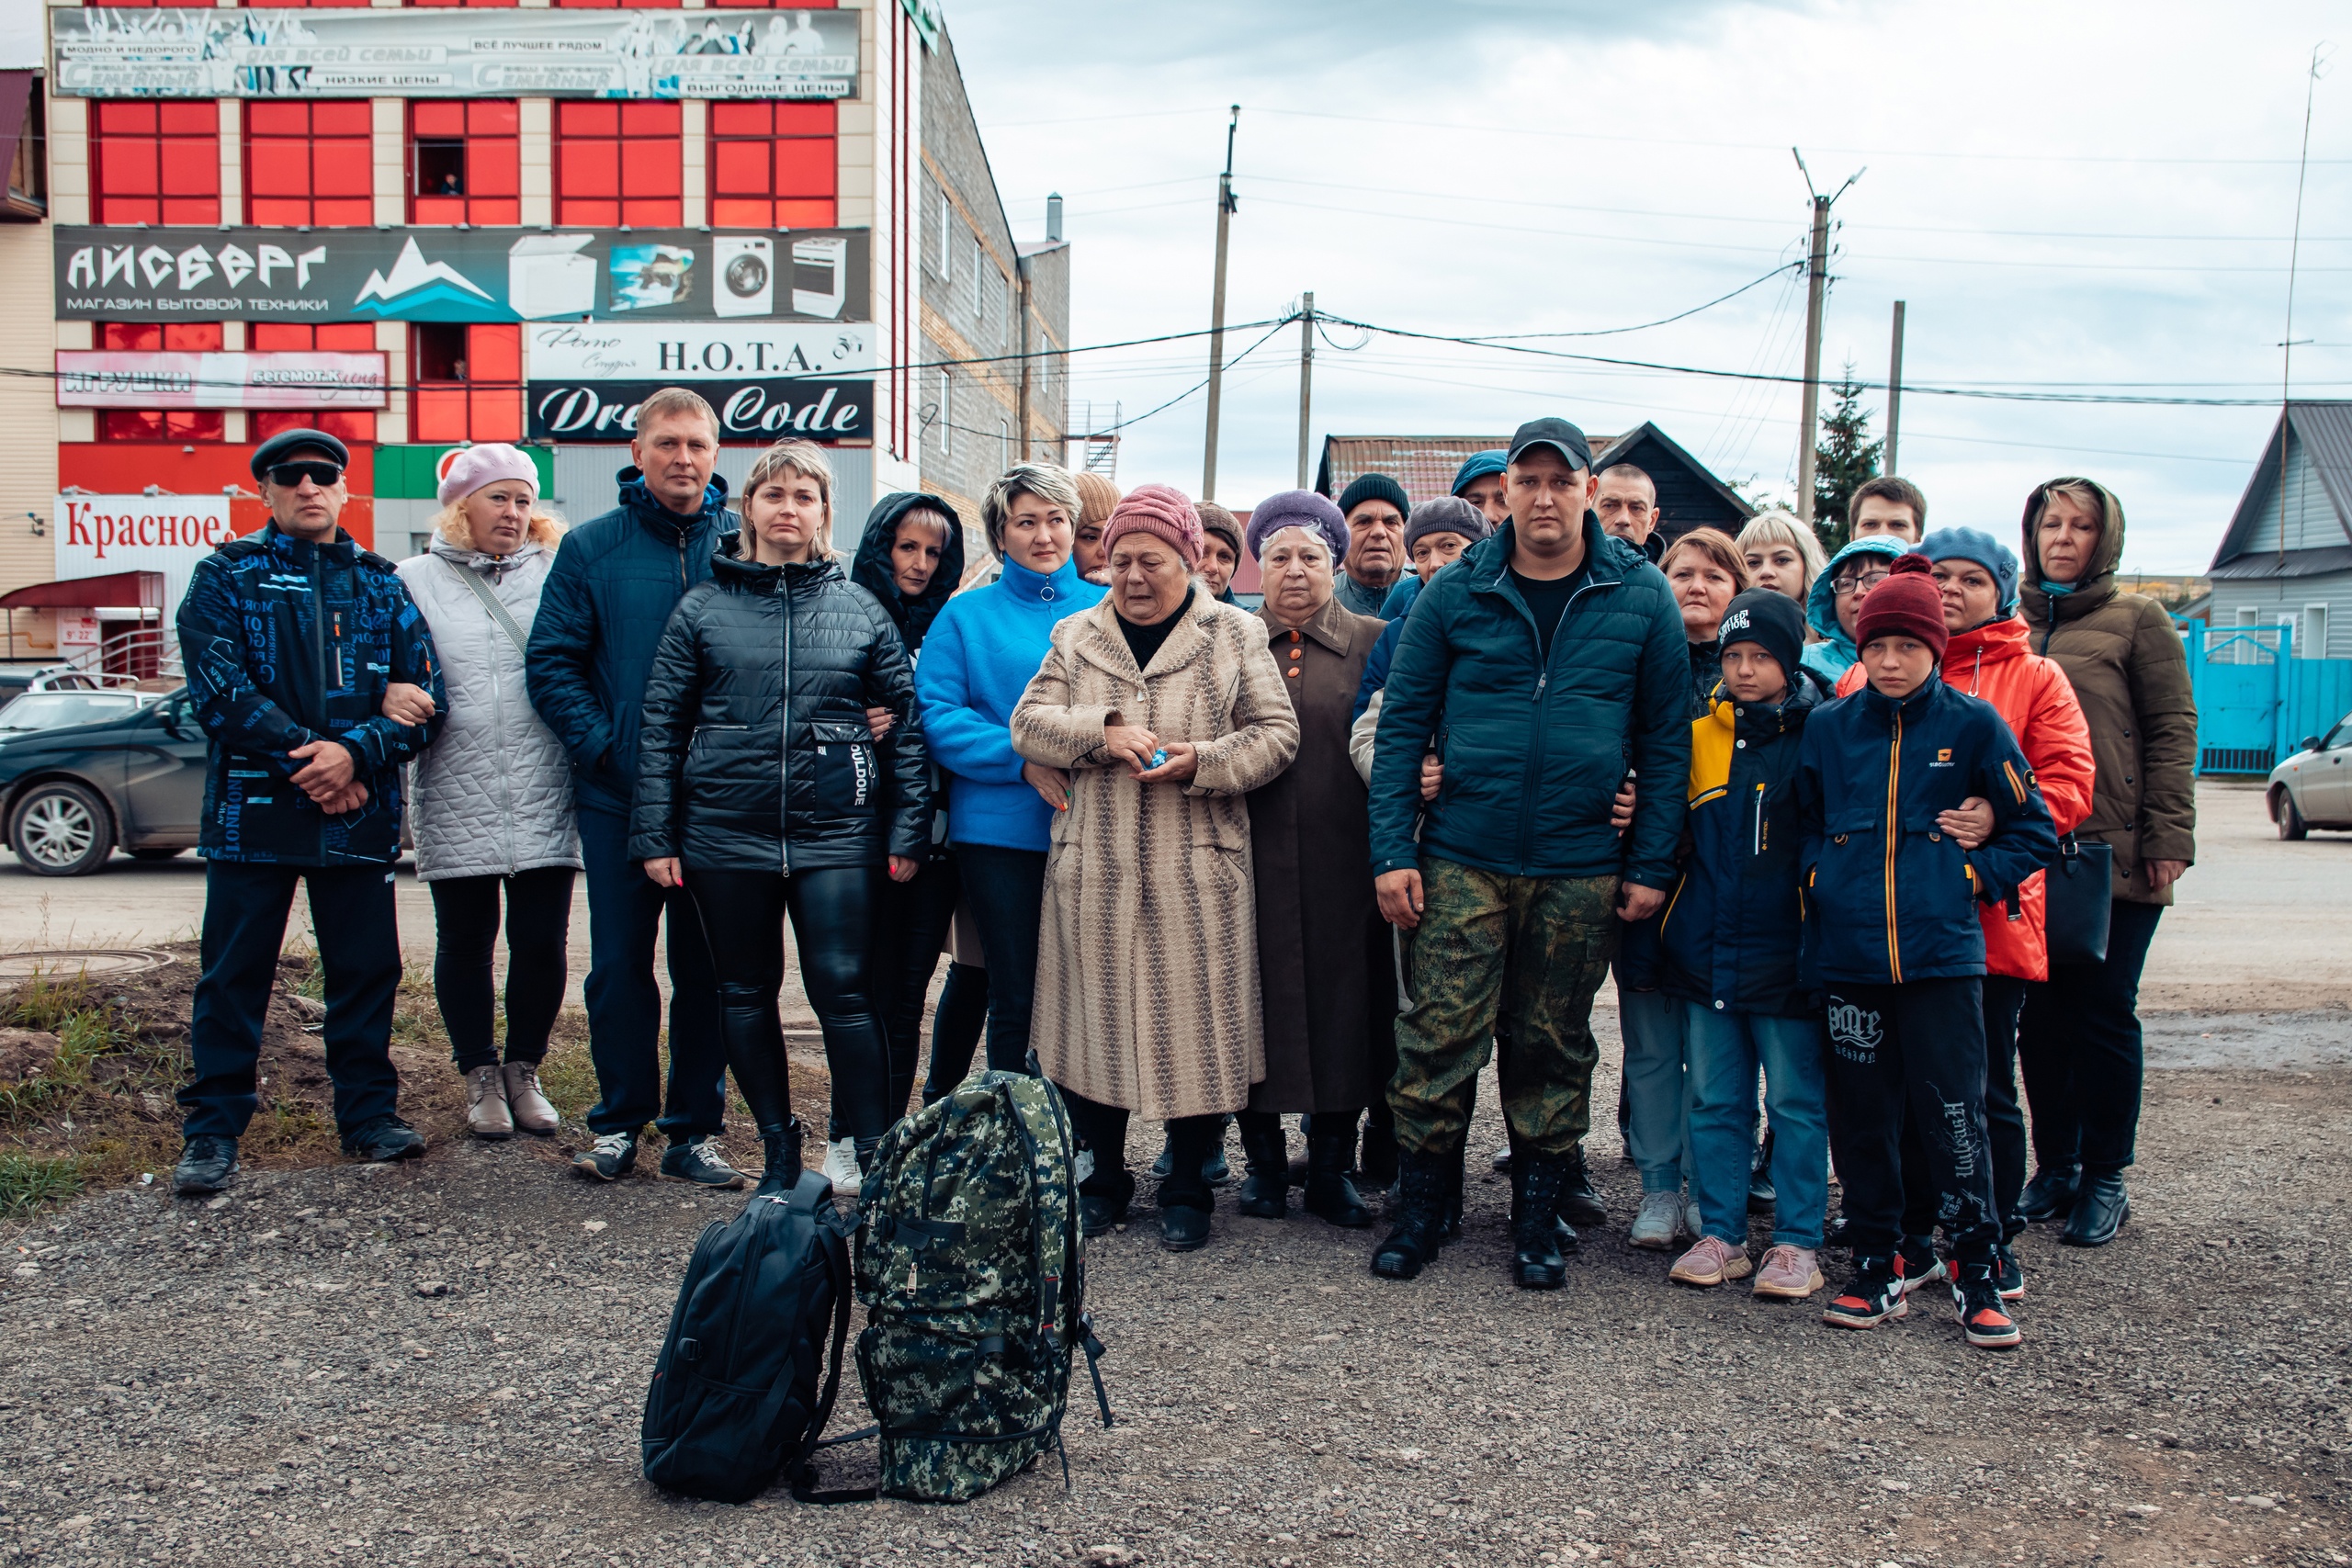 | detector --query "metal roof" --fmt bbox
[2211,400,2352,571]
[1314,435,1518,505]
